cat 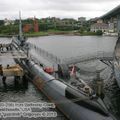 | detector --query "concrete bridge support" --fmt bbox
[117,15,120,33]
